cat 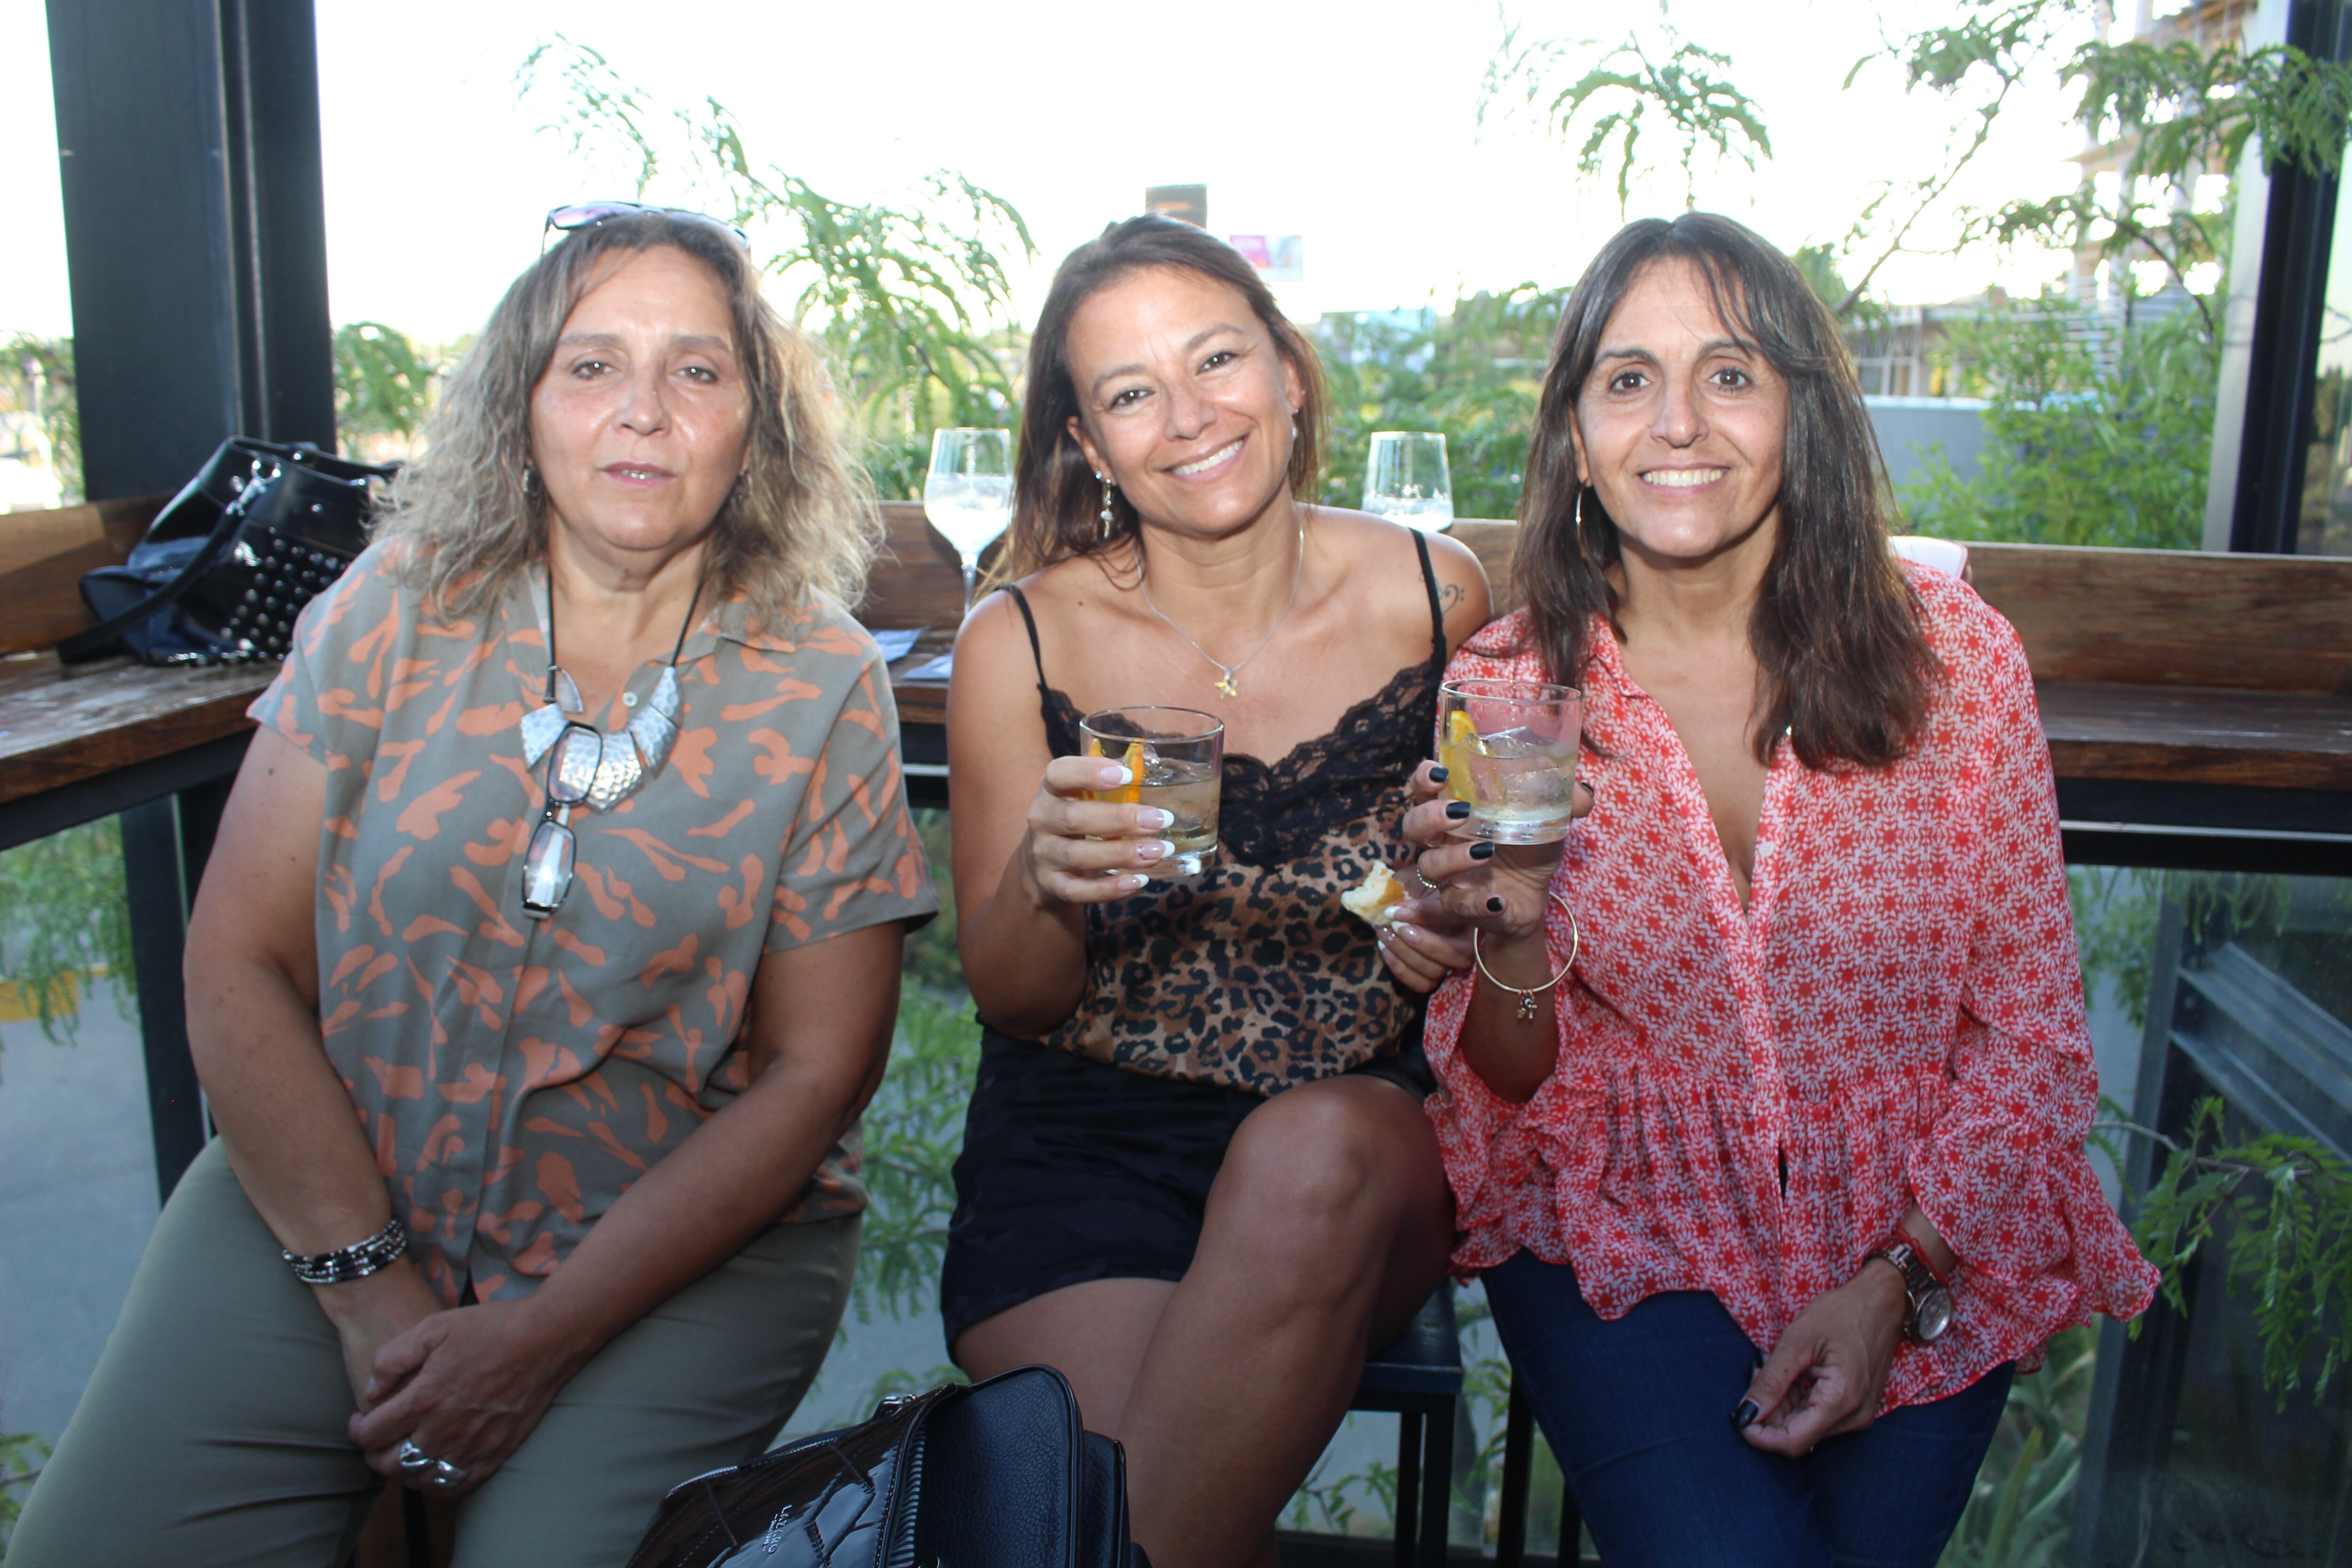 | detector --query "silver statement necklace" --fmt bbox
[1138,520,1305,699]
[517,568,704,811]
